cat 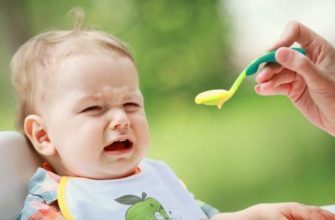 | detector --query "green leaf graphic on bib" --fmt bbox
[115,192,170,220]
